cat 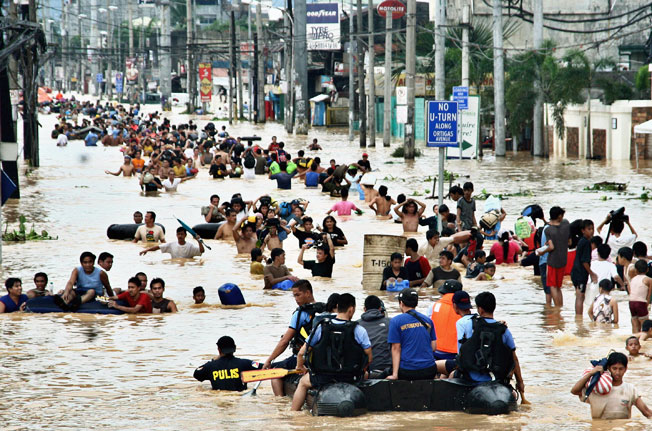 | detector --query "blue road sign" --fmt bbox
[426,100,458,147]
[452,86,468,110]
[115,72,124,94]
[96,73,103,83]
